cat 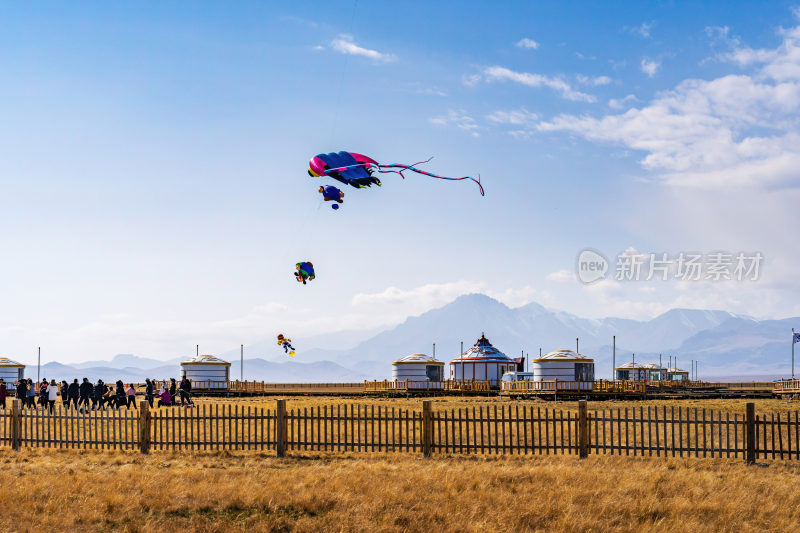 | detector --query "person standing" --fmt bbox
[68,379,80,410]
[115,380,125,409]
[26,379,35,408]
[79,378,92,411]
[145,379,154,408]
[16,379,27,407]
[0,378,6,409]
[126,384,137,409]
[47,379,59,413]
[38,380,49,409]
[179,376,192,406]
[169,378,177,401]
[93,379,104,409]
[60,380,69,408]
